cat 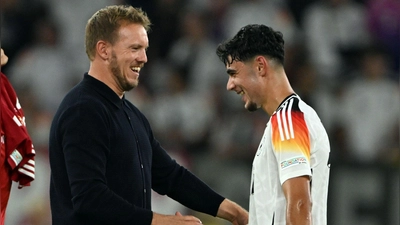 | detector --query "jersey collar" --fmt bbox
[272,93,297,115]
